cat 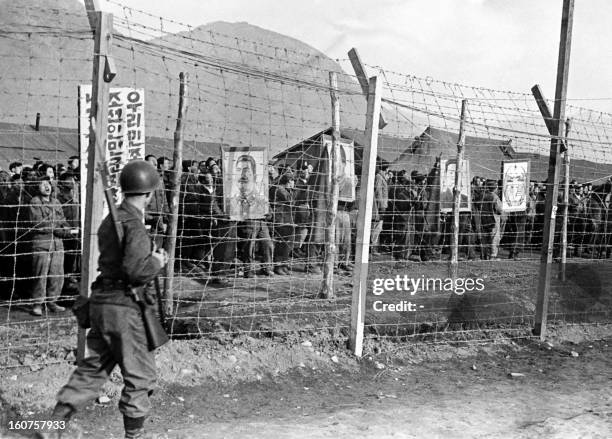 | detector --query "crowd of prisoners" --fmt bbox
[0,154,607,315]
